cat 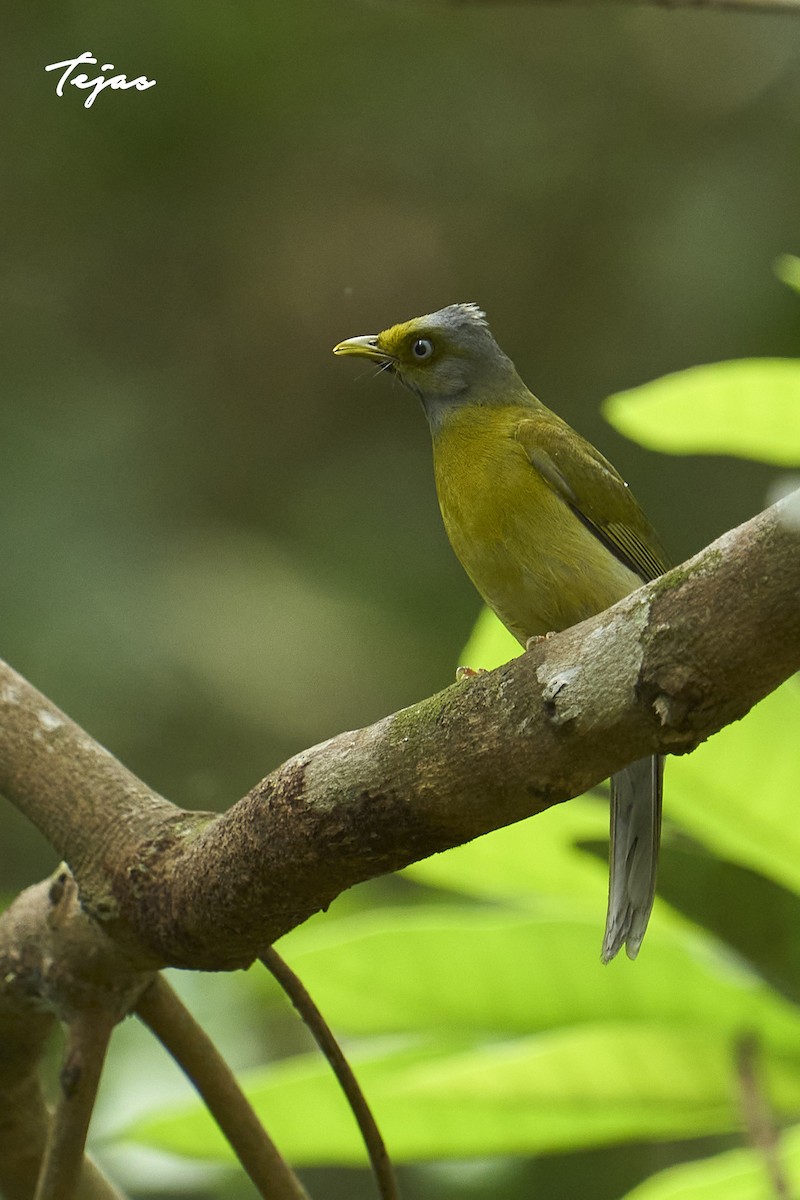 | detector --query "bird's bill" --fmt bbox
[332,334,392,364]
